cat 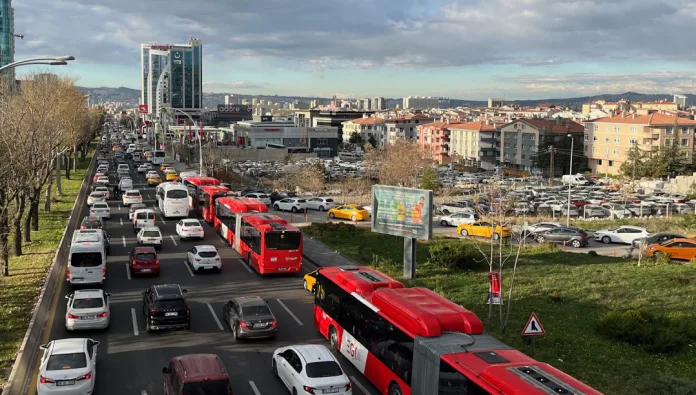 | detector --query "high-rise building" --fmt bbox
[372,97,386,110]
[674,94,688,110]
[140,38,203,114]
[252,98,258,106]
[358,98,371,111]
[0,0,15,83]
[402,96,440,109]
